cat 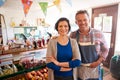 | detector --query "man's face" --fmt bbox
[75,13,90,30]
